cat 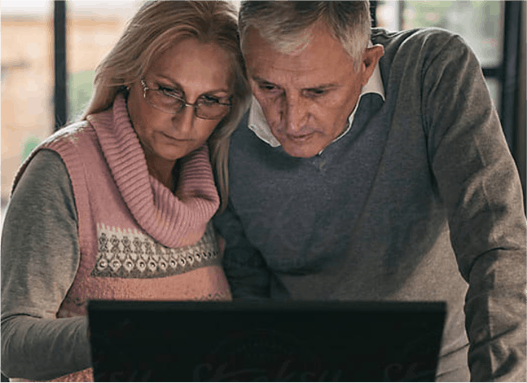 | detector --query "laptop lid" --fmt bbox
[87,300,446,382]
